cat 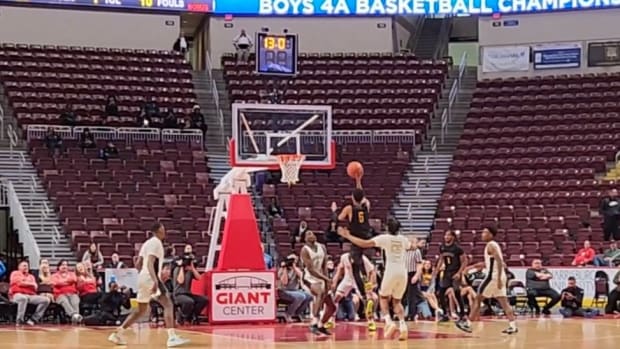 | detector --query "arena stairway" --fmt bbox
[392,67,476,236]
[0,148,74,263]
